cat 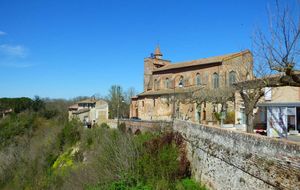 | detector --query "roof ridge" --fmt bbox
[221,49,251,61]
[153,49,251,72]
[174,49,250,65]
